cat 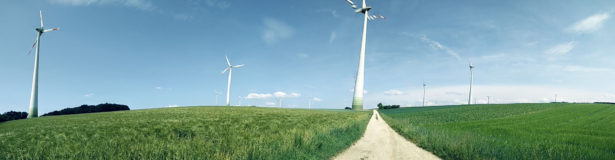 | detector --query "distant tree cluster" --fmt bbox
[0,111,28,123]
[43,103,130,117]
[377,103,400,110]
